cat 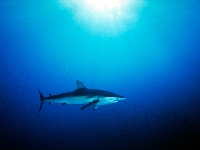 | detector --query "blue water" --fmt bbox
[1,0,200,149]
